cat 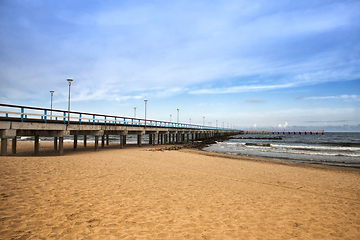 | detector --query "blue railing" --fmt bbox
[0,103,241,131]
